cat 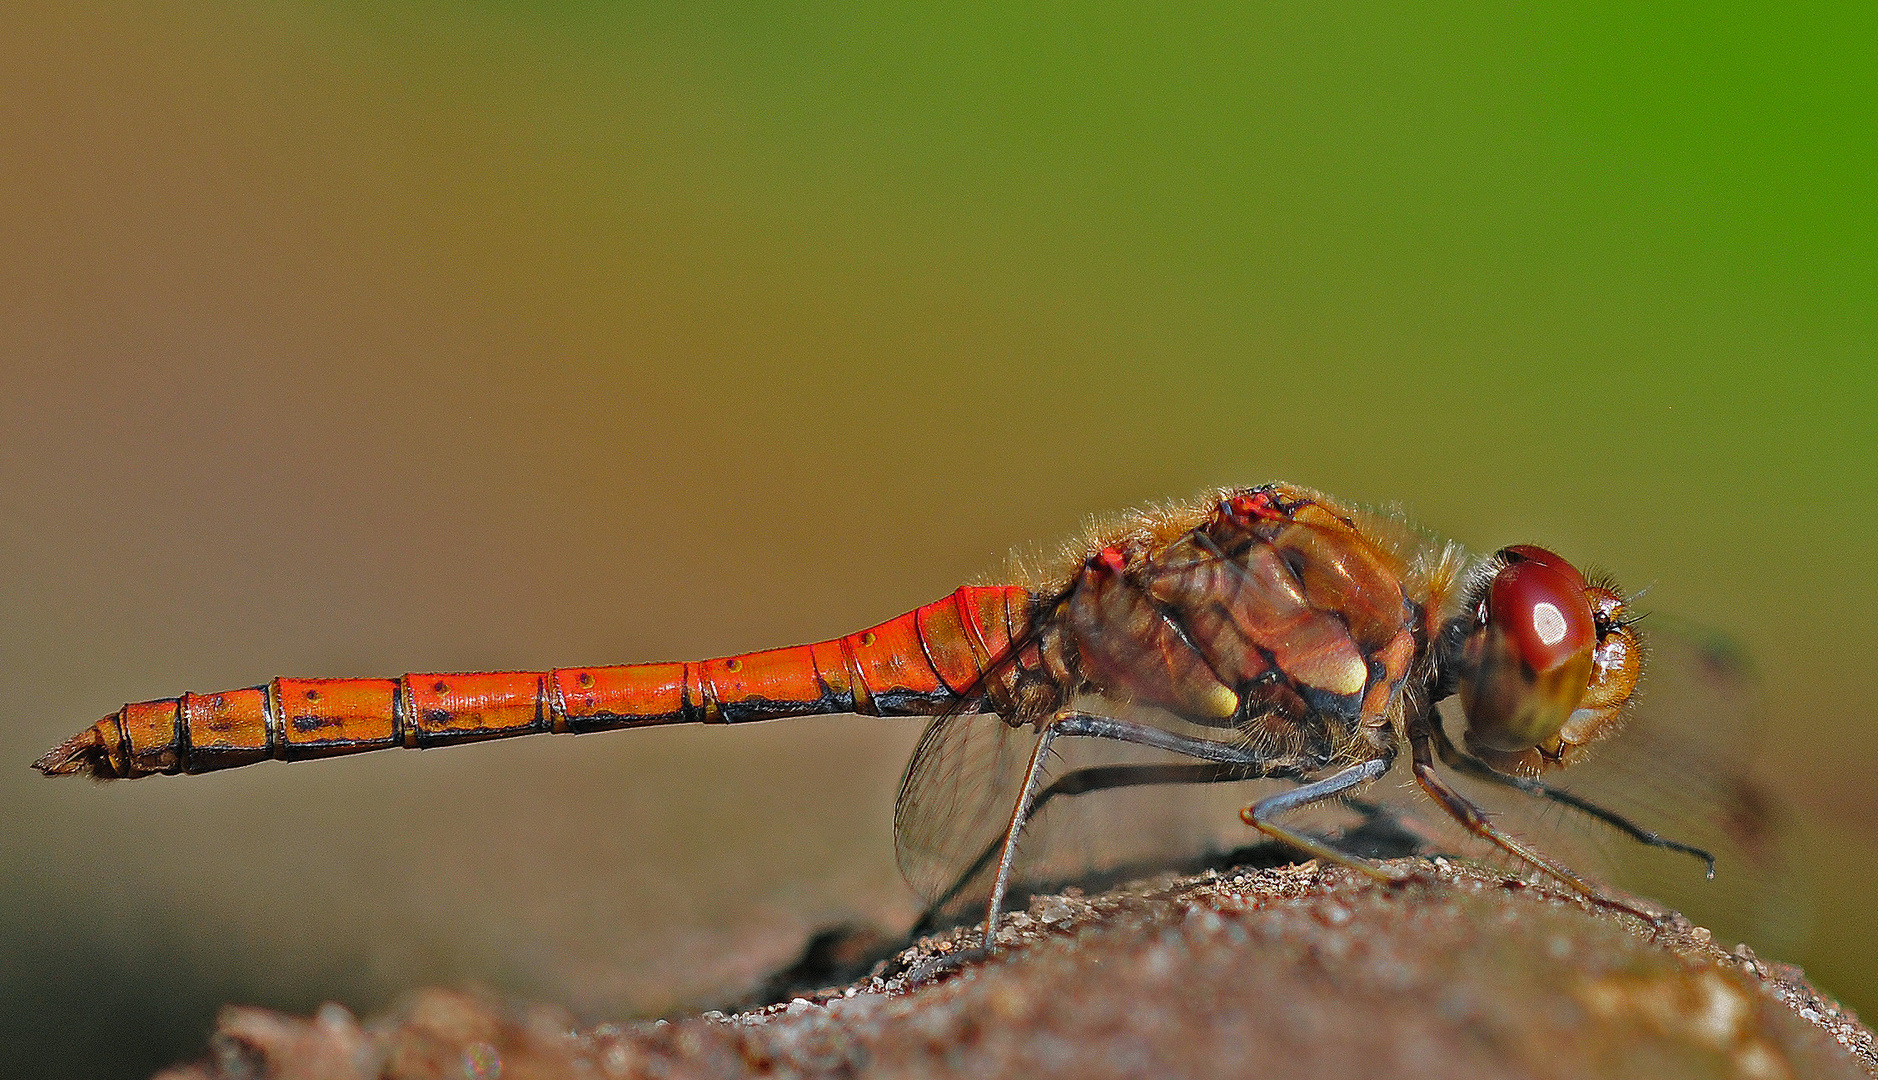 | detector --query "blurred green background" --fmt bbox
[3,3,1872,1076]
